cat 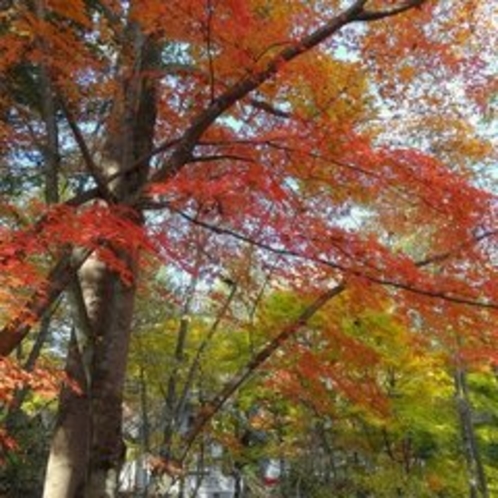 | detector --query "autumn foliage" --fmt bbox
[0,0,496,495]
